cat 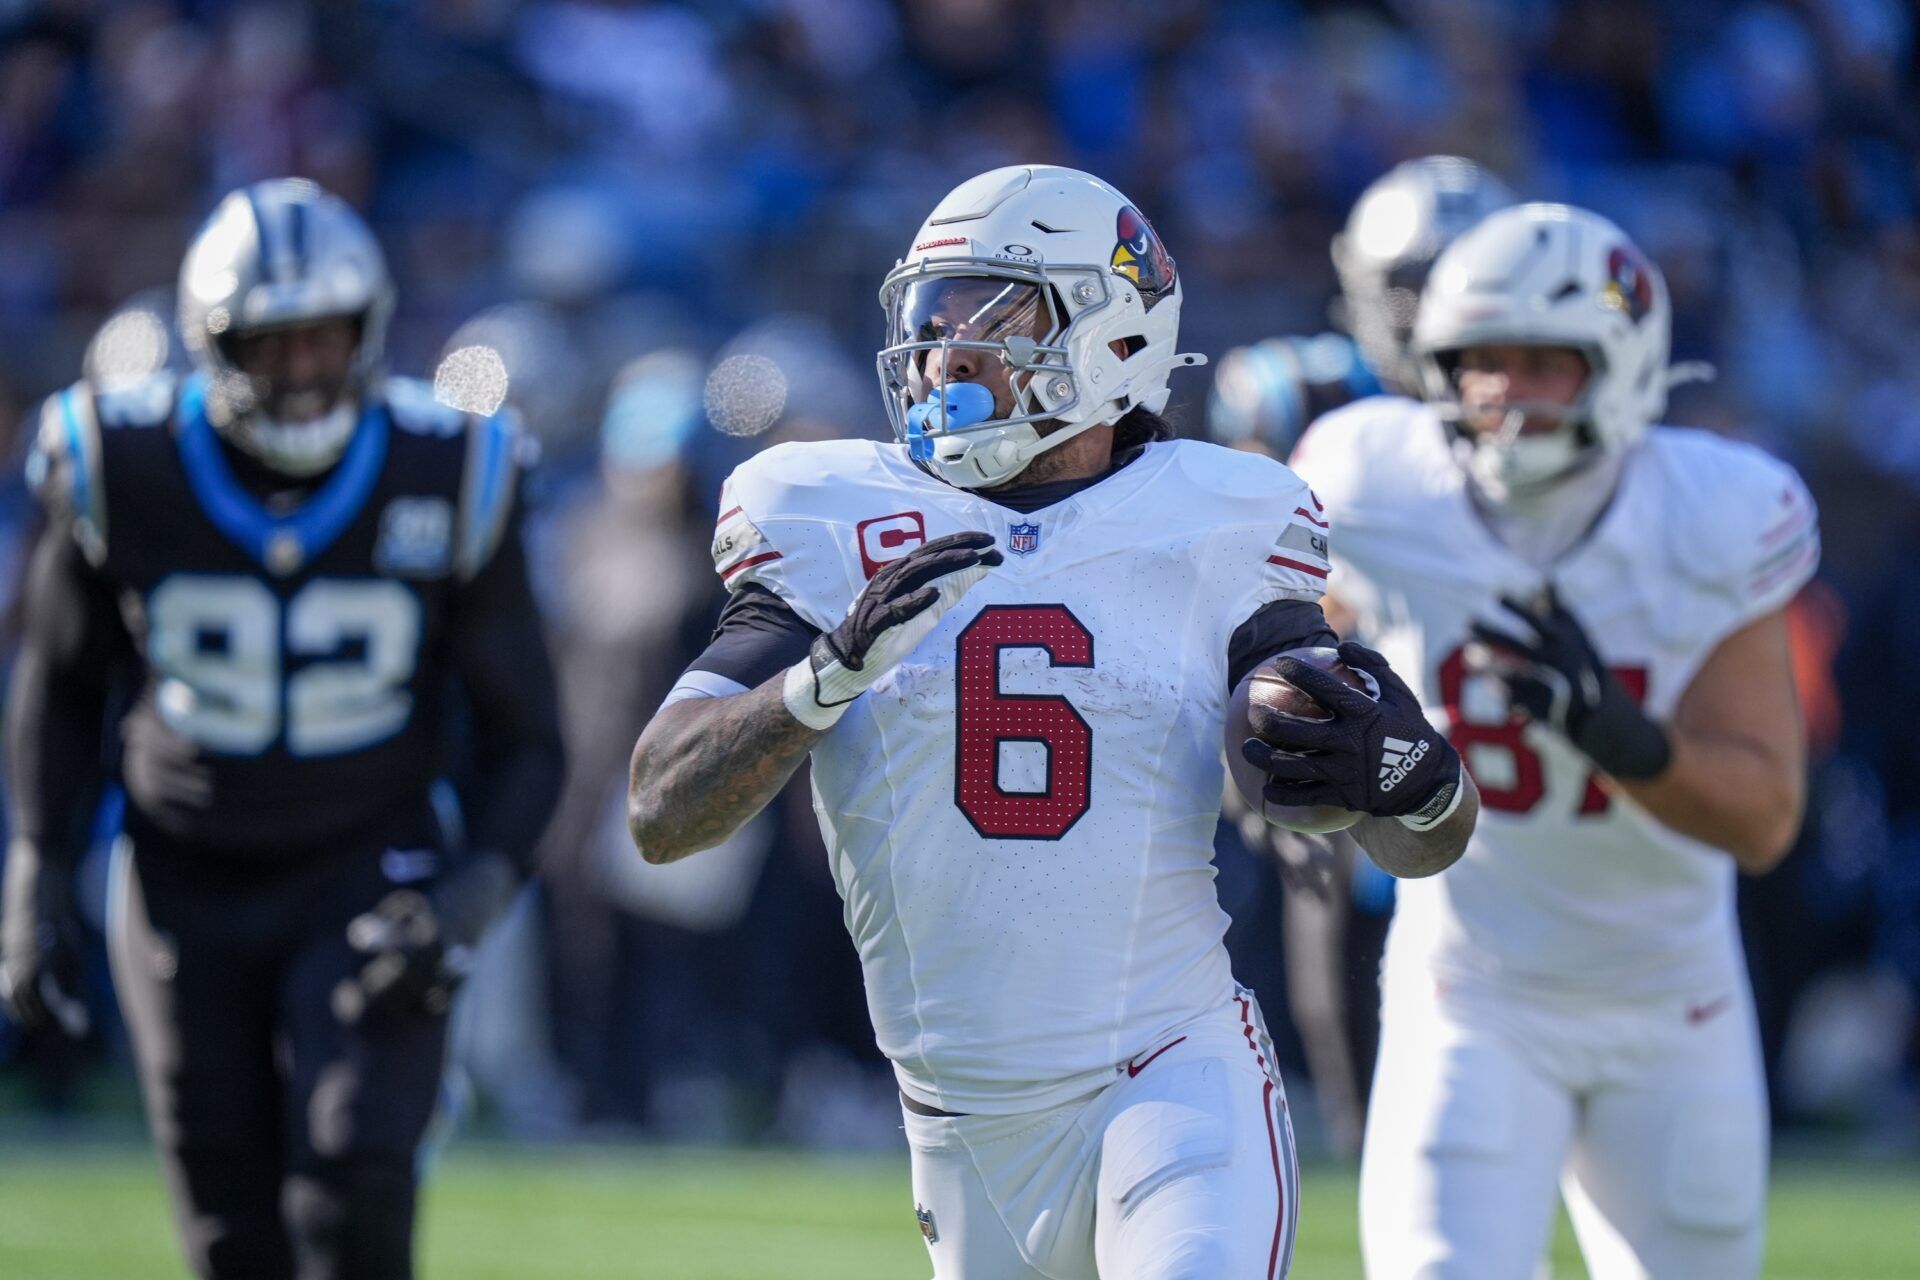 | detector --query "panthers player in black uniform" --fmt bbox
[1206,157,1514,1157]
[0,179,564,1279]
